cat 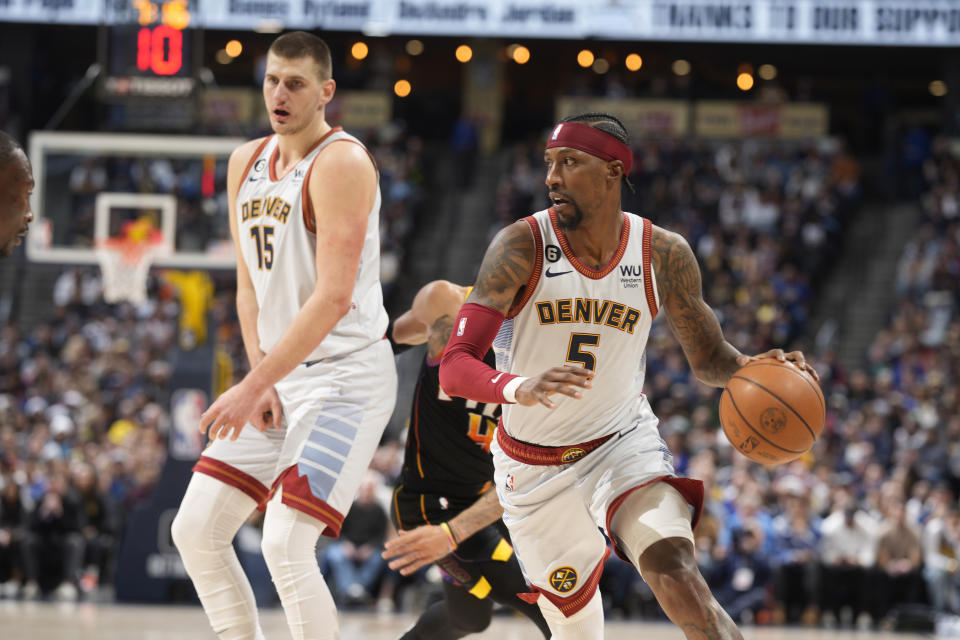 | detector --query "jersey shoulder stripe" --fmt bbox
[507,215,544,319]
